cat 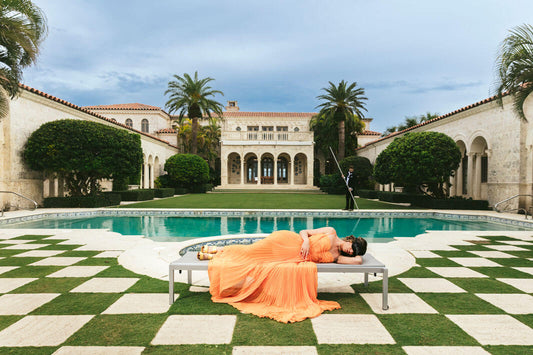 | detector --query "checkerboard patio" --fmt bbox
[0,232,531,353]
